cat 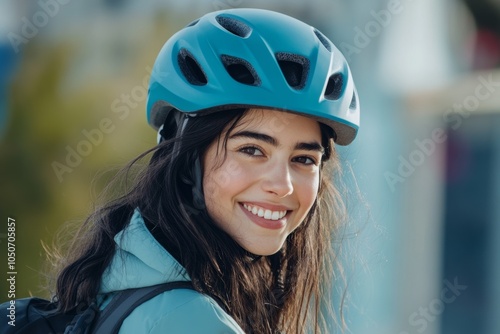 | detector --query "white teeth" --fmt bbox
[243,204,287,221]
[258,208,264,217]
